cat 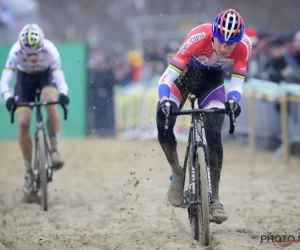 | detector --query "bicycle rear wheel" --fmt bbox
[197,147,210,246]
[37,129,48,211]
